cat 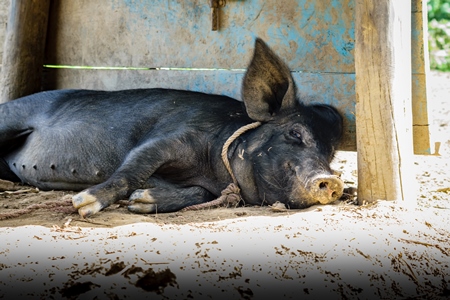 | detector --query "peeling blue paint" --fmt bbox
[51,0,357,148]
[112,0,354,72]
[111,0,356,141]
